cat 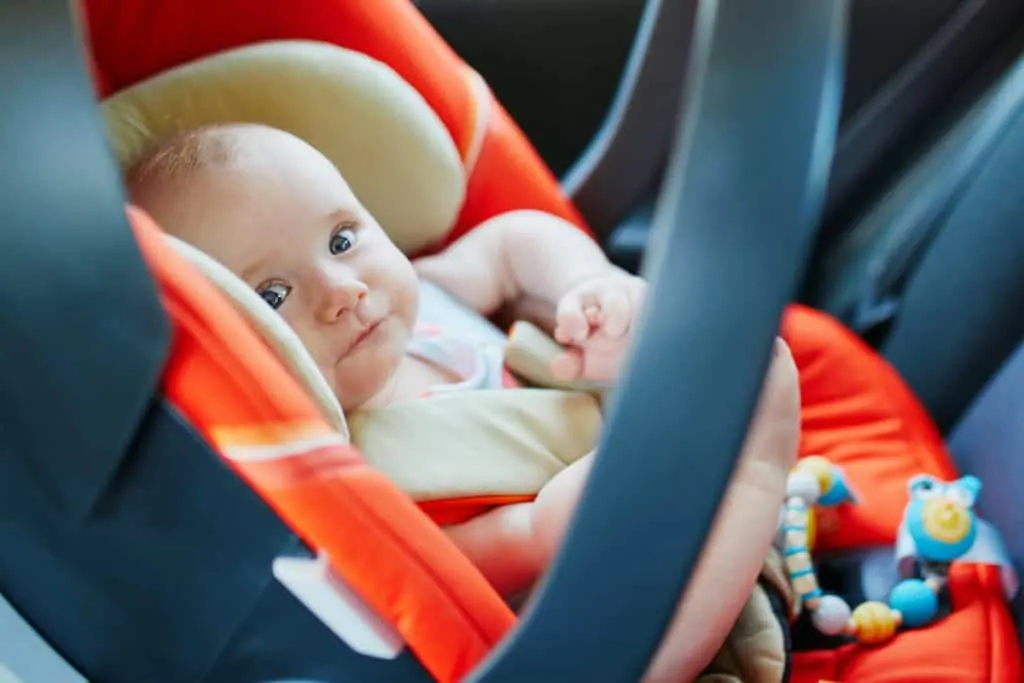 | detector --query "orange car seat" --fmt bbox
[81,1,1022,681]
